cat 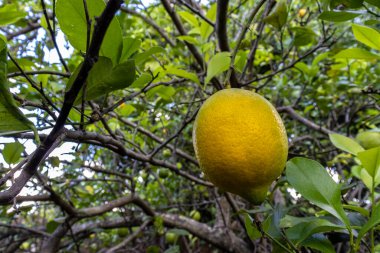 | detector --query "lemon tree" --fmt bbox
[0,0,378,252]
